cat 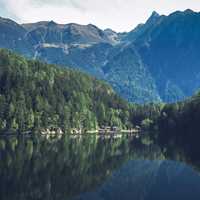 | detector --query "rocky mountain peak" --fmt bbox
[47,20,57,27]
[146,11,160,24]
